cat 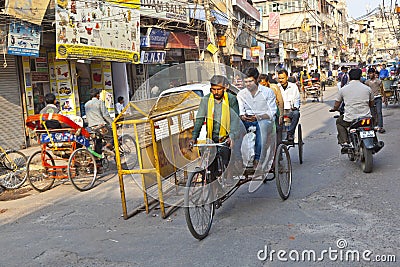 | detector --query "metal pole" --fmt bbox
[316,23,320,71]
